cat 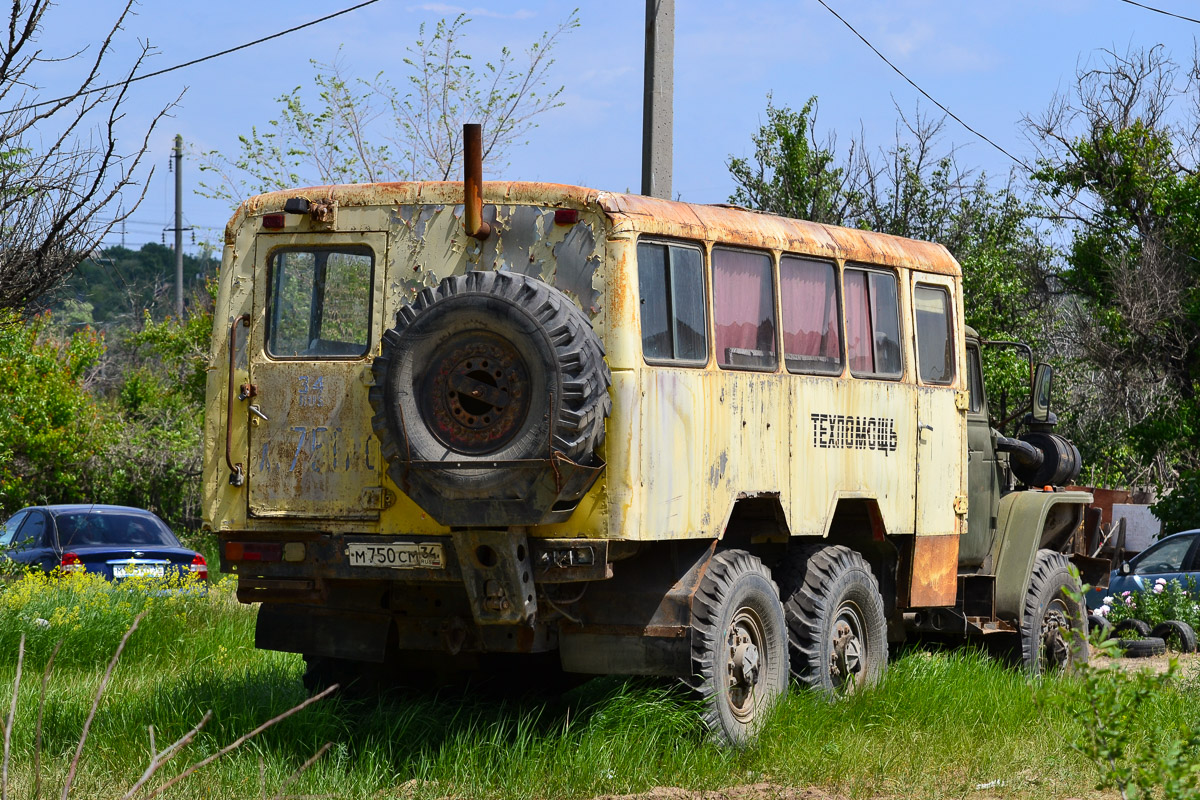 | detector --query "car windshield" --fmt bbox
[54,512,178,548]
